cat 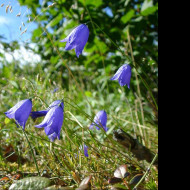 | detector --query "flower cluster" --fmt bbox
[5,23,132,157]
[4,99,64,142]
[34,100,64,142]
